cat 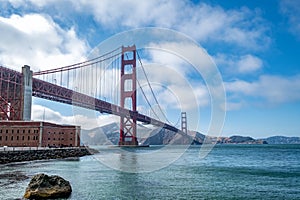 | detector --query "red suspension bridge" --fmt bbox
[0,45,187,146]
